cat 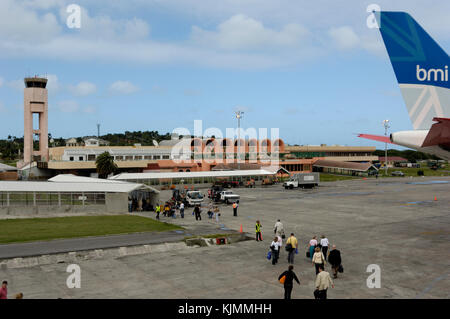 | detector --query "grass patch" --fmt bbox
[0,215,182,244]
[378,165,450,177]
[319,174,359,182]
